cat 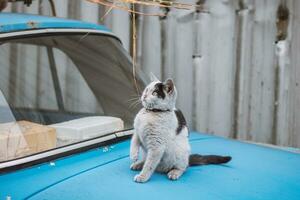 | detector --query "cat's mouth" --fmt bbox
[142,100,153,109]
[141,100,147,108]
